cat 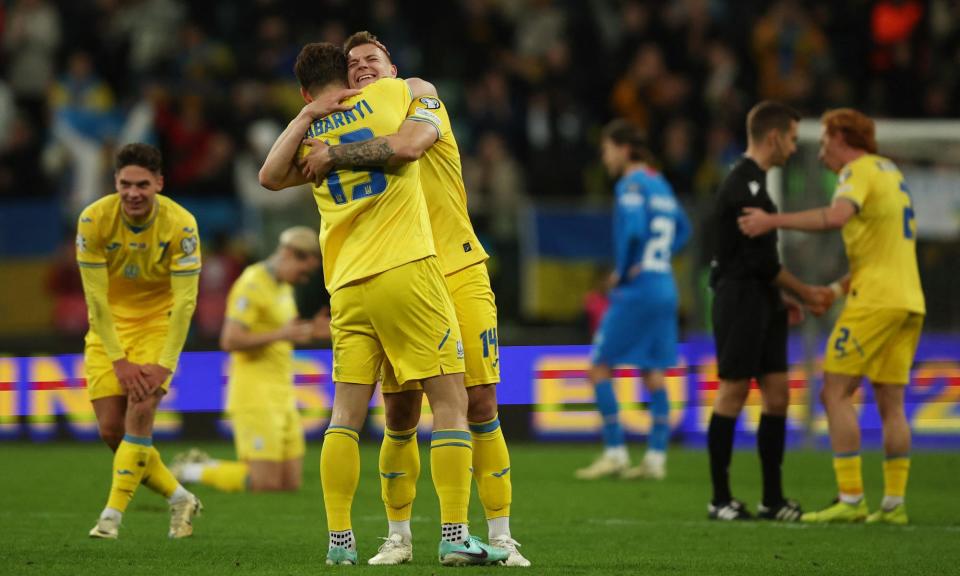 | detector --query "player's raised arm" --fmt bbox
[405,77,437,99]
[258,67,359,190]
[300,95,444,182]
